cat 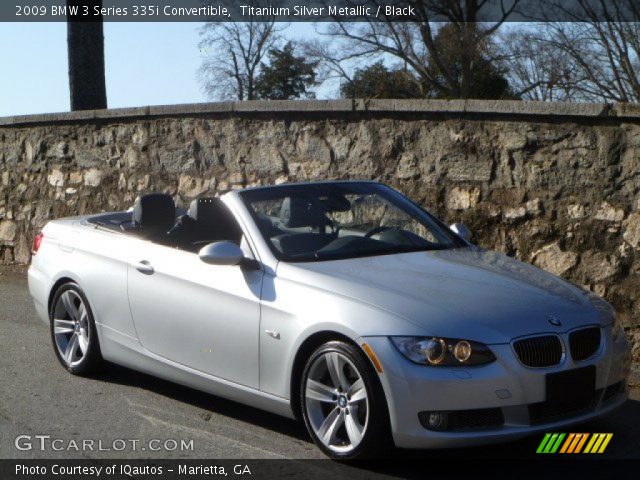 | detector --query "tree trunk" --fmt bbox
[67,0,107,110]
